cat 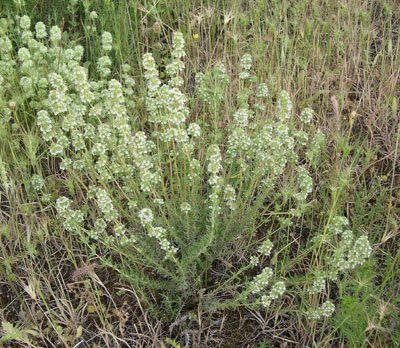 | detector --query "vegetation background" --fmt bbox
[0,0,399,347]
